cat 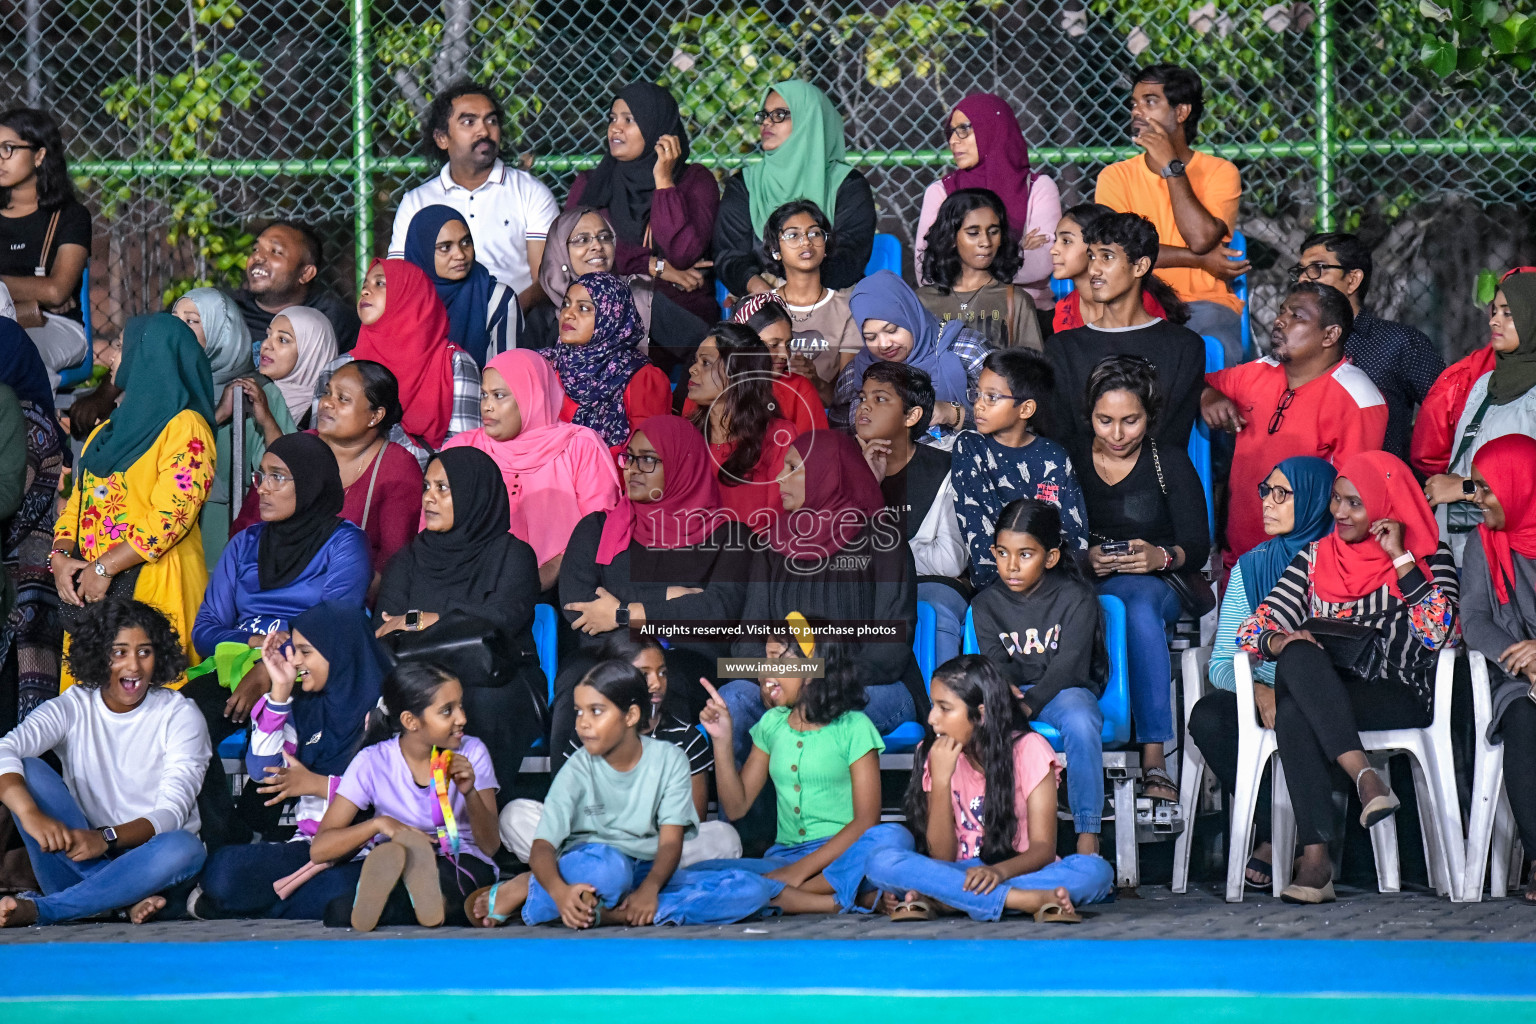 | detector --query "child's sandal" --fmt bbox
[351,843,407,932]
[391,829,446,927]
[464,884,511,928]
[1033,902,1082,924]
[889,899,936,922]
